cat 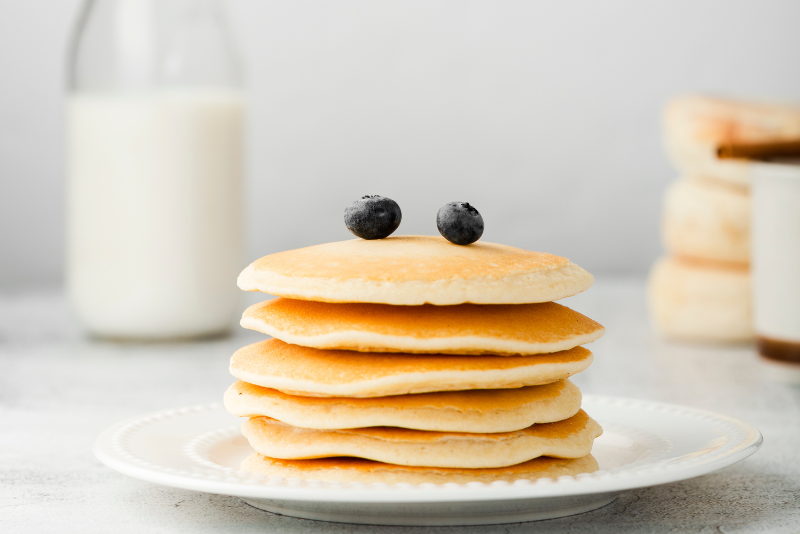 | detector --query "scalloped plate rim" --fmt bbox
[93,395,762,503]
